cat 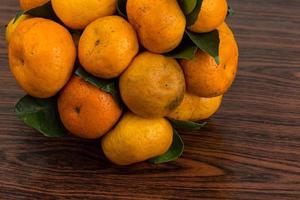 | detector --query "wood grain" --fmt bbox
[0,0,300,199]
